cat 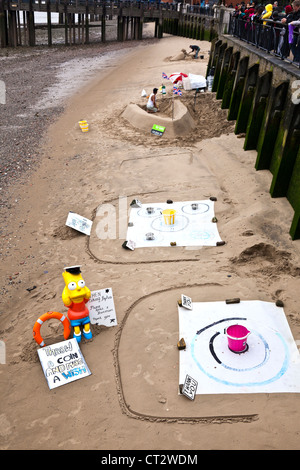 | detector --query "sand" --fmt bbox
[1,31,300,451]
